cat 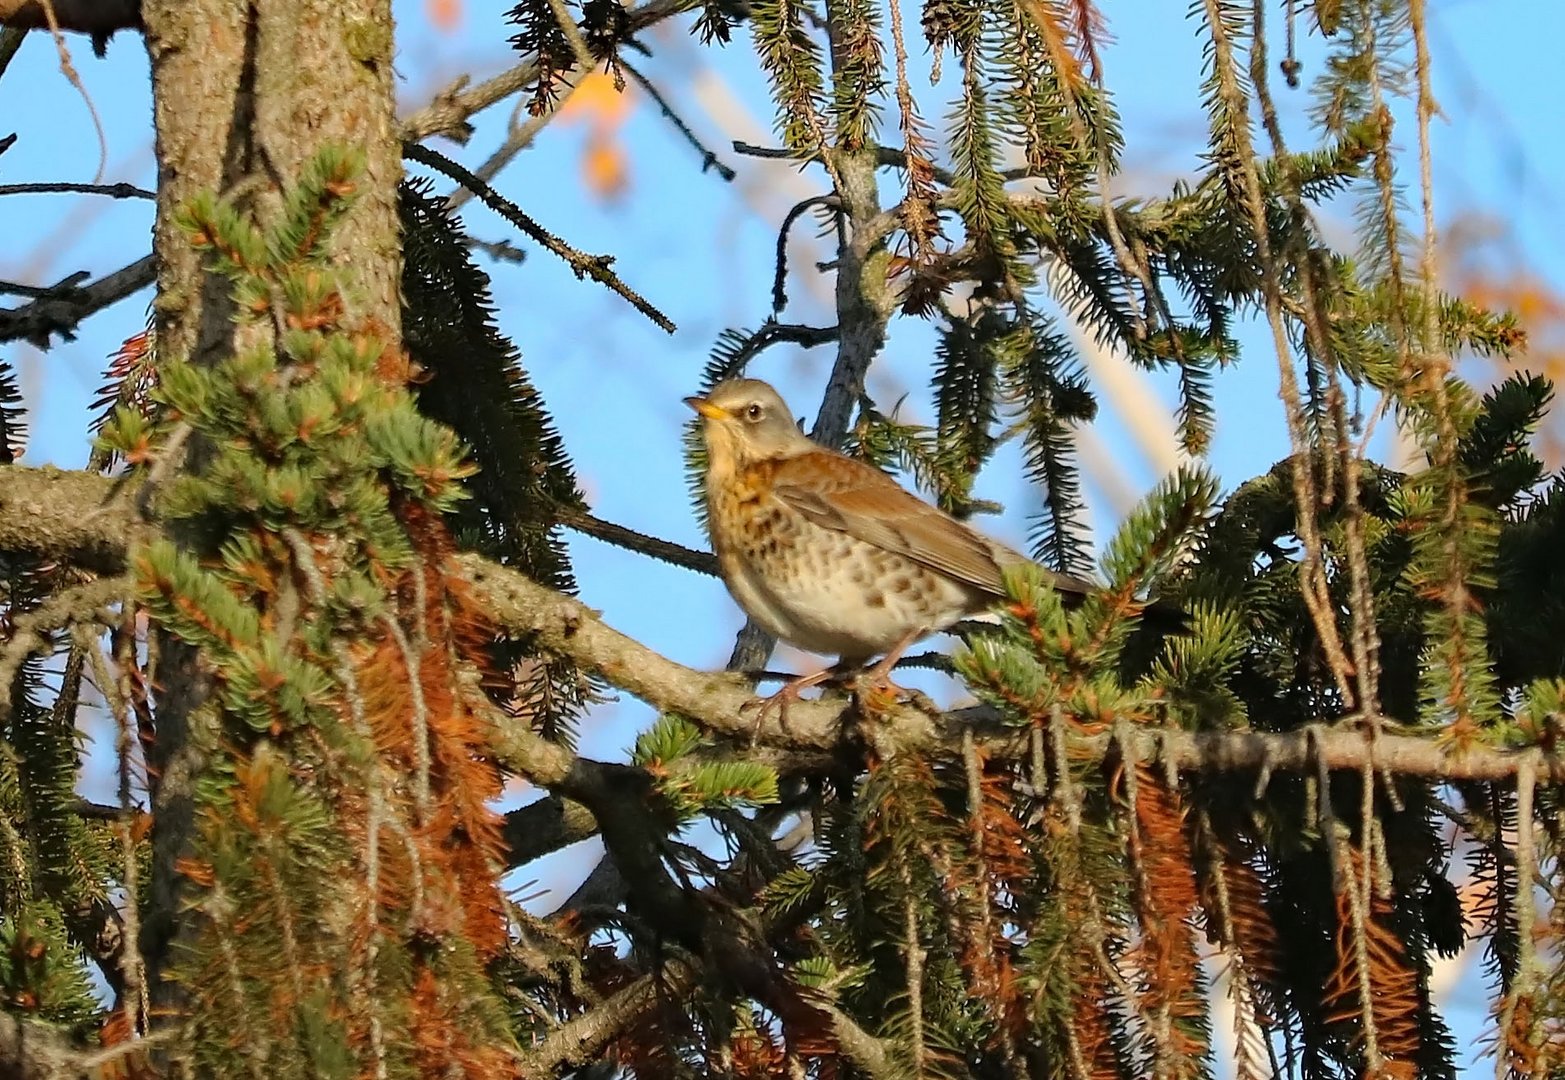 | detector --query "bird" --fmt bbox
[685,377,1118,717]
